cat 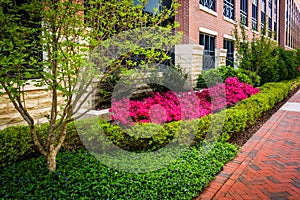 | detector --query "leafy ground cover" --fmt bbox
[0,142,238,199]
